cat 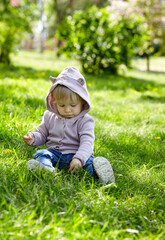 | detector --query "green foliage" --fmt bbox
[0,0,38,64]
[45,0,108,39]
[56,6,151,74]
[135,0,165,55]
